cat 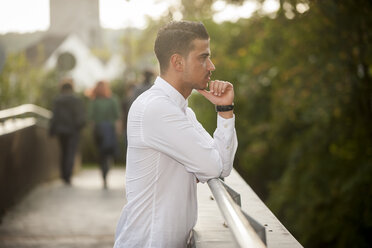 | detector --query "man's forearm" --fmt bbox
[214,115,237,178]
